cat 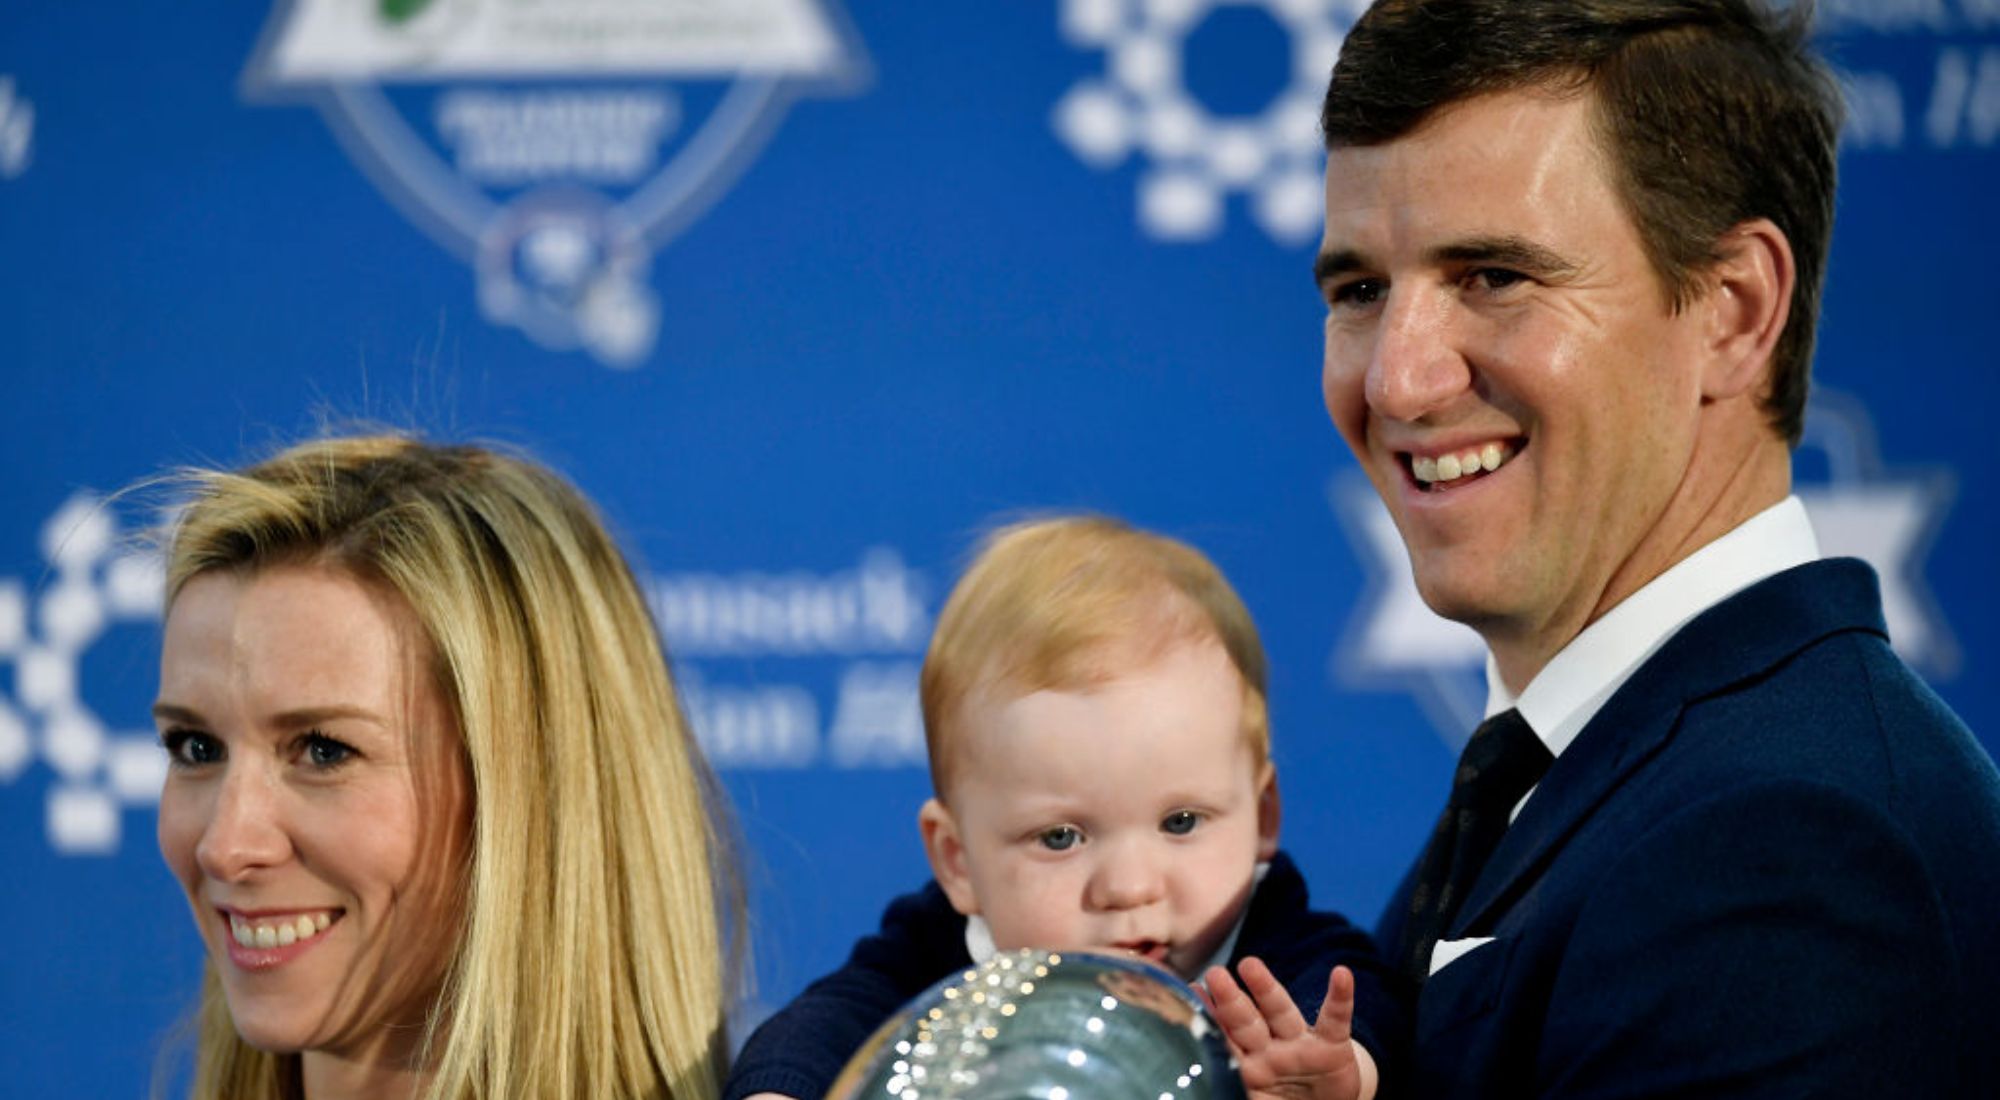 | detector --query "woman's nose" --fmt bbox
[193,765,292,884]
